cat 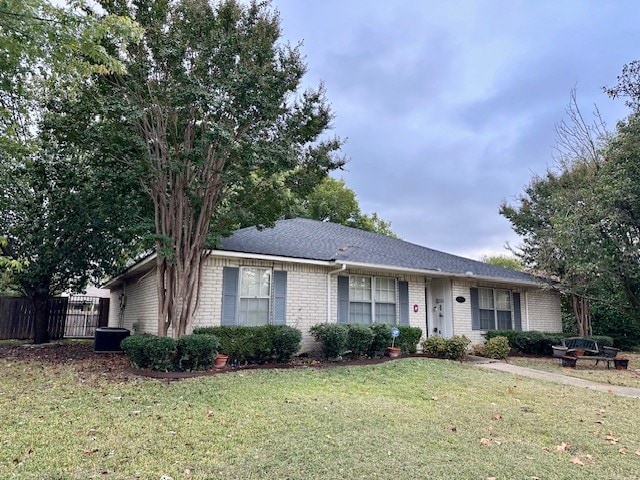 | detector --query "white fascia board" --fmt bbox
[102,252,158,289]
[209,249,335,267]
[338,261,545,288]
